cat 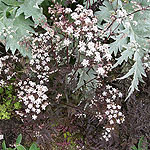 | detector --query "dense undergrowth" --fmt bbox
[0,0,150,150]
